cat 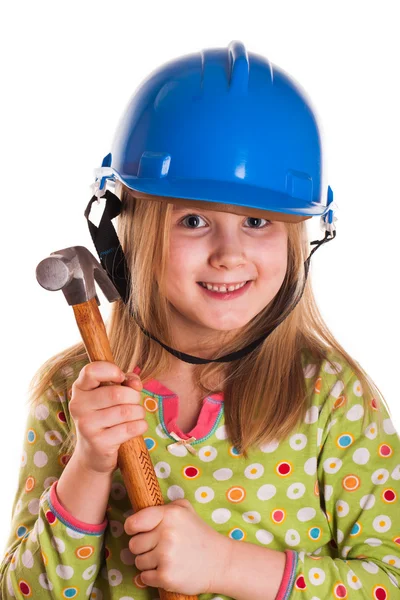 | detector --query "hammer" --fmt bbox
[36,245,198,600]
